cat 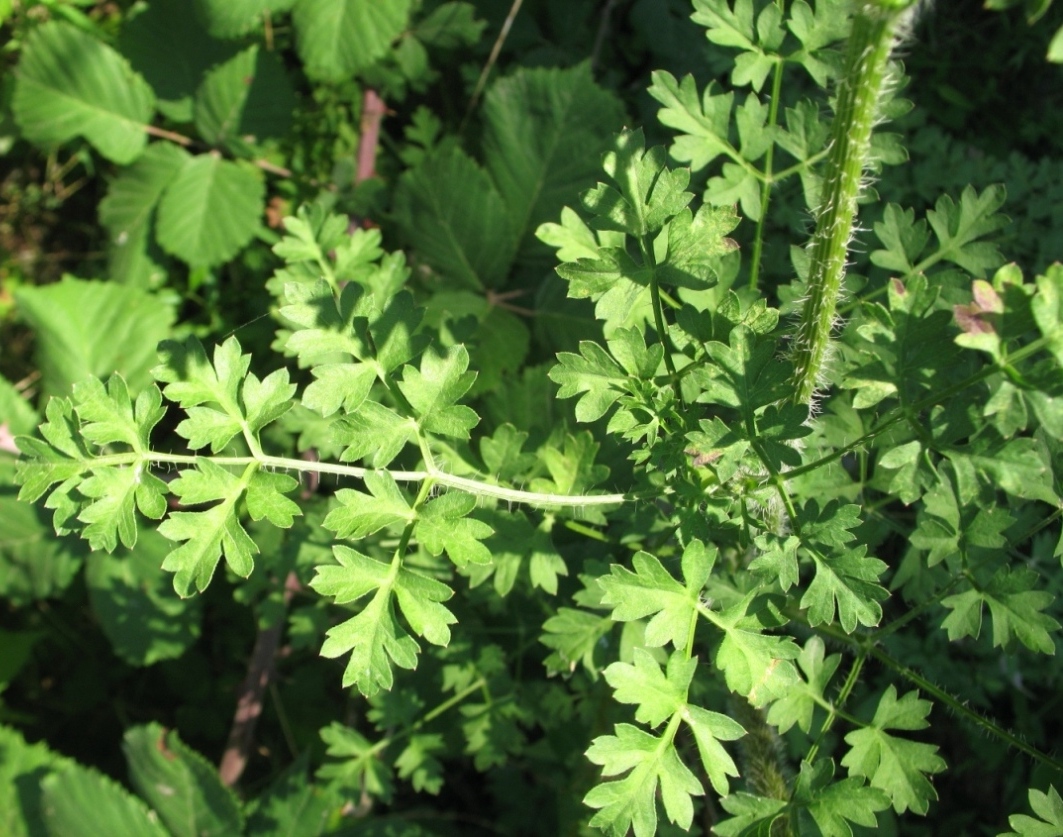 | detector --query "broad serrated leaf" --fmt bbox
[15,277,175,400]
[13,21,155,164]
[481,64,624,248]
[841,686,946,815]
[98,142,189,279]
[393,145,515,289]
[194,44,295,154]
[120,0,237,122]
[598,541,714,650]
[155,155,265,267]
[123,723,243,837]
[293,0,413,82]
[41,762,169,837]
[86,529,202,666]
